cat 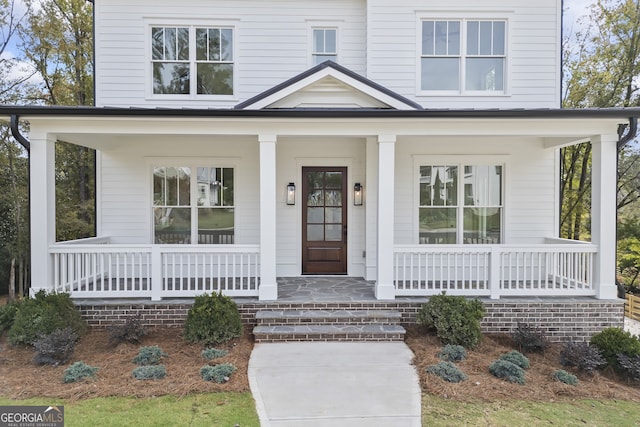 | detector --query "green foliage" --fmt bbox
[489,359,526,385]
[511,322,550,354]
[202,348,229,360]
[590,327,640,370]
[32,327,79,366]
[425,361,467,383]
[0,300,20,332]
[559,341,606,373]
[63,361,99,383]
[499,350,530,370]
[617,235,640,291]
[108,313,148,346]
[132,365,166,380]
[184,292,243,346]
[8,291,86,346]
[133,346,167,366]
[416,293,486,349]
[200,363,237,383]
[552,369,579,386]
[437,344,467,362]
[617,353,640,382]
